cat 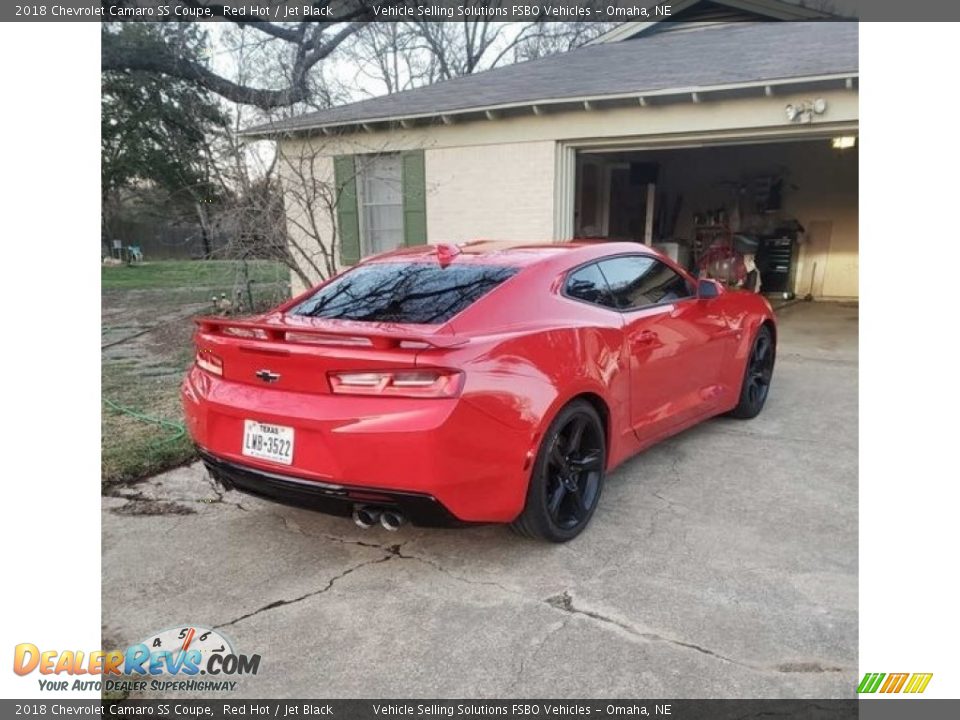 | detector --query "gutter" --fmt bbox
[239,73,859,140]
